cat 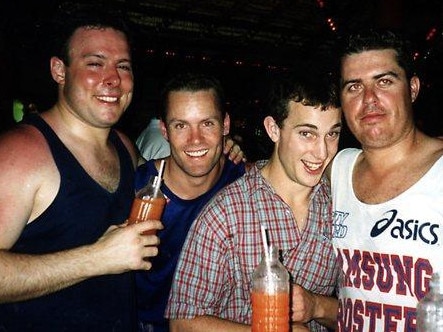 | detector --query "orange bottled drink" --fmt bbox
[251,292,290,331]
[128,175,166,235]
[252,245,290,332]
